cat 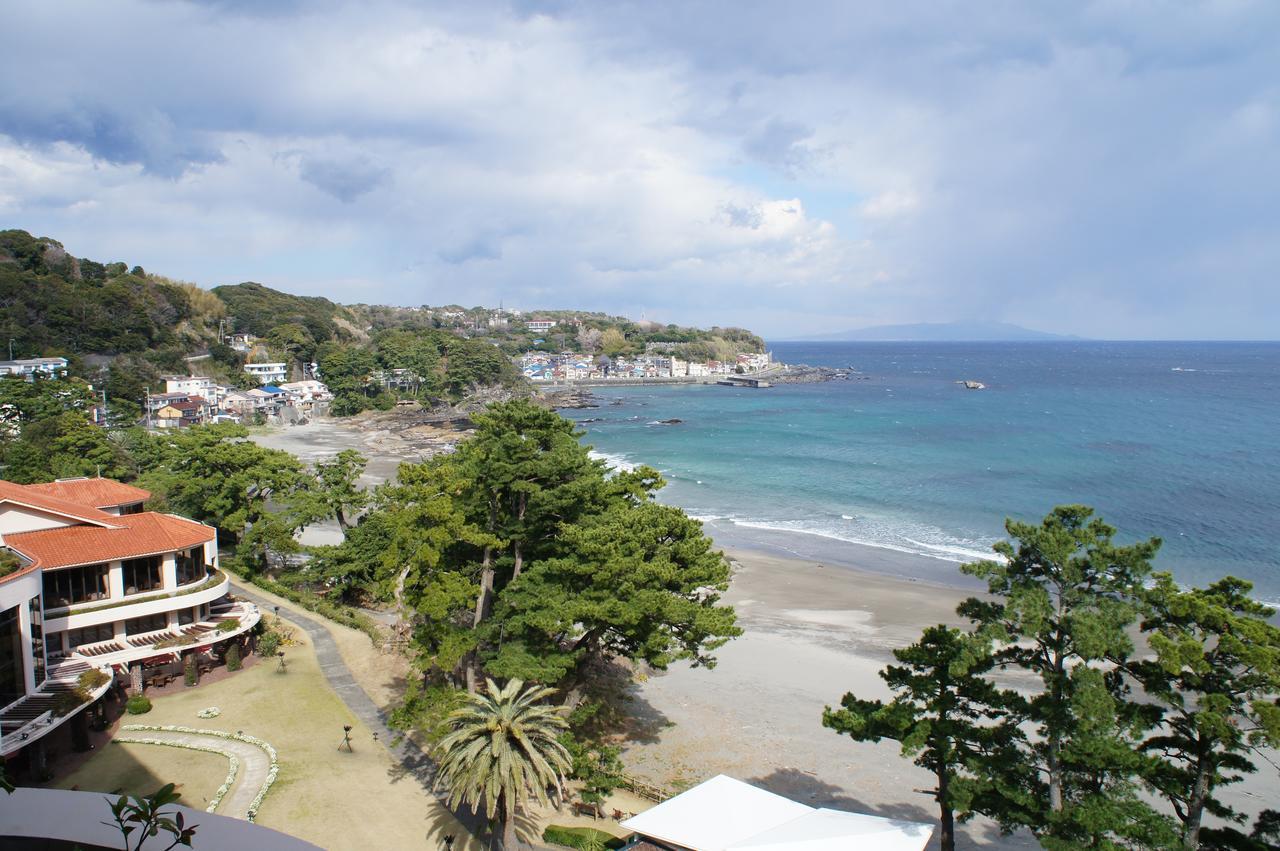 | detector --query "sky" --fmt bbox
[2,1,1278,340]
